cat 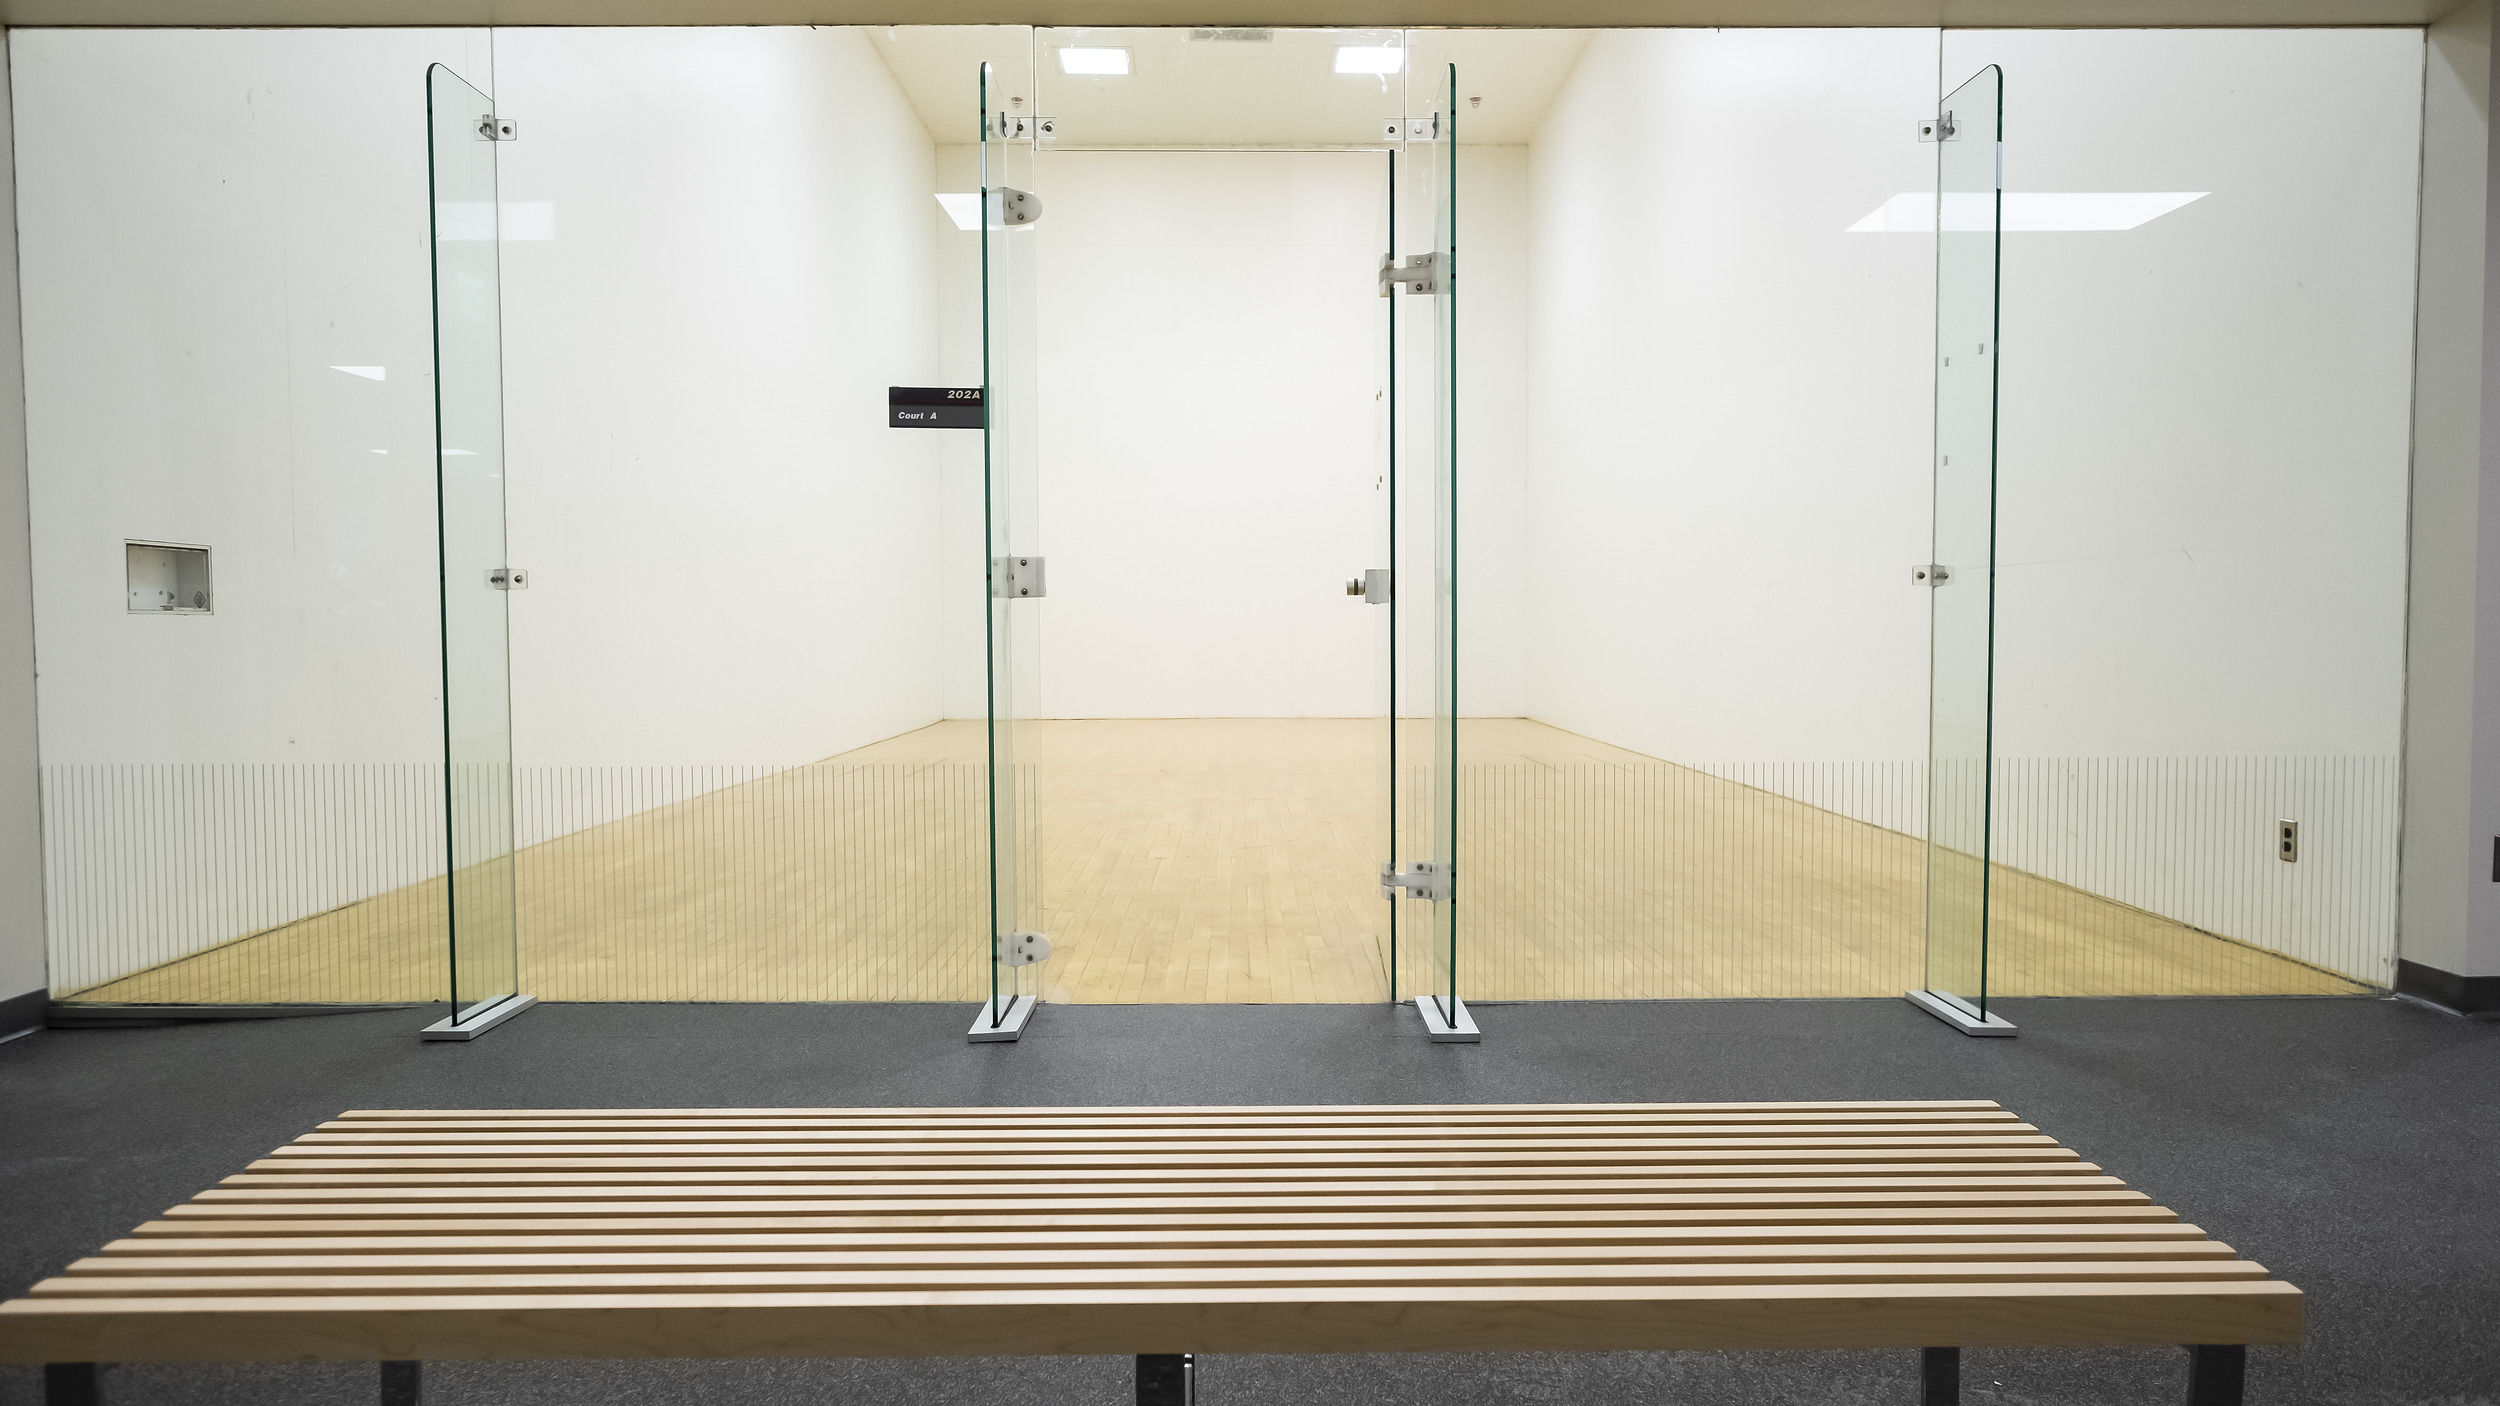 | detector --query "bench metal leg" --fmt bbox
[2186,1345,2245,1405]
[43,1363,100,1406]
[1921,1347,1959,1404]
[381,1360,422,1406]
[1136,1353,1195,1405]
